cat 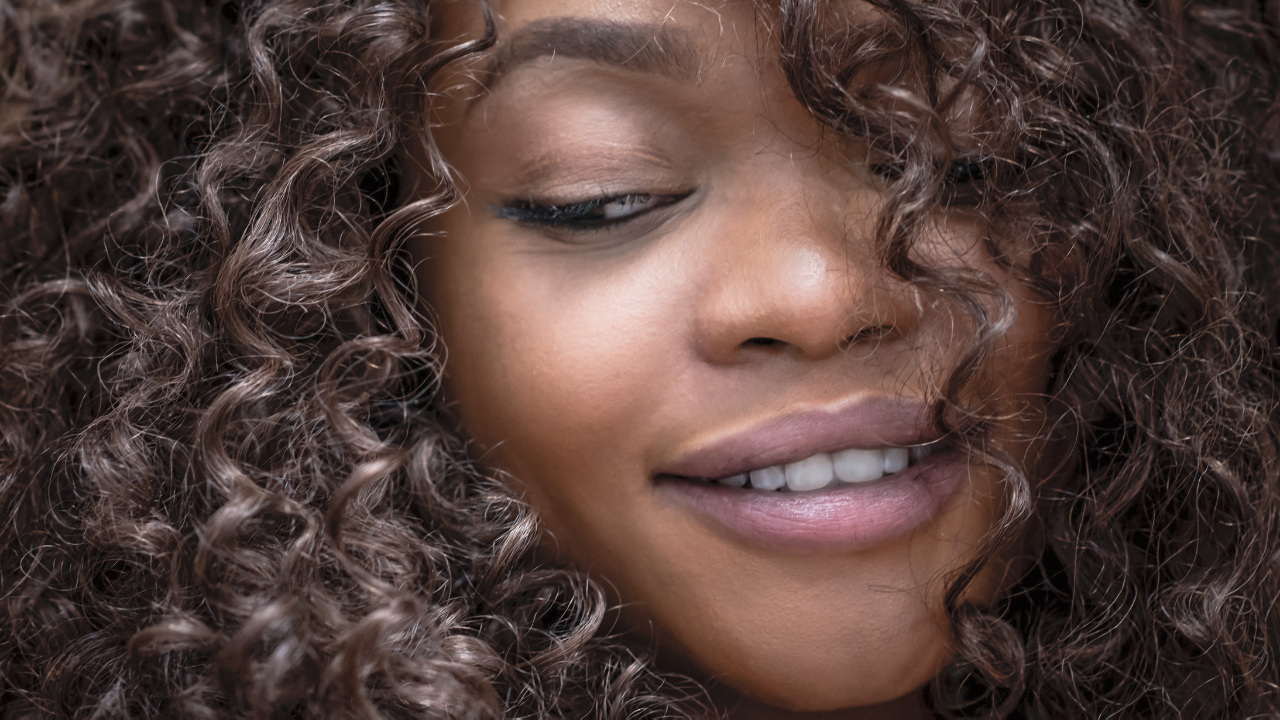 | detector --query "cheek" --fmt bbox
[414,218,682,530]
[412,207,1054,712]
